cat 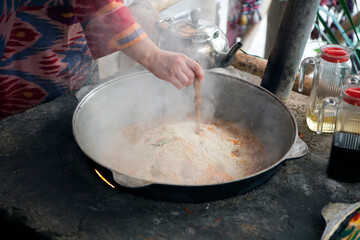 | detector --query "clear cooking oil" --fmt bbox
[306,107,336,133]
